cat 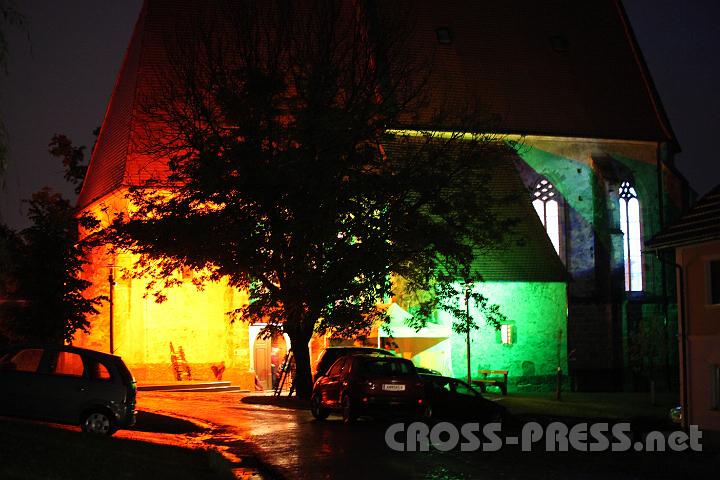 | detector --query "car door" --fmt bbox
[0,348,45,418]
[36,349,91,423]
[315,357,340,407]
[429,376,454,418]
[323,357,348,407]
[449,379,482,420]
